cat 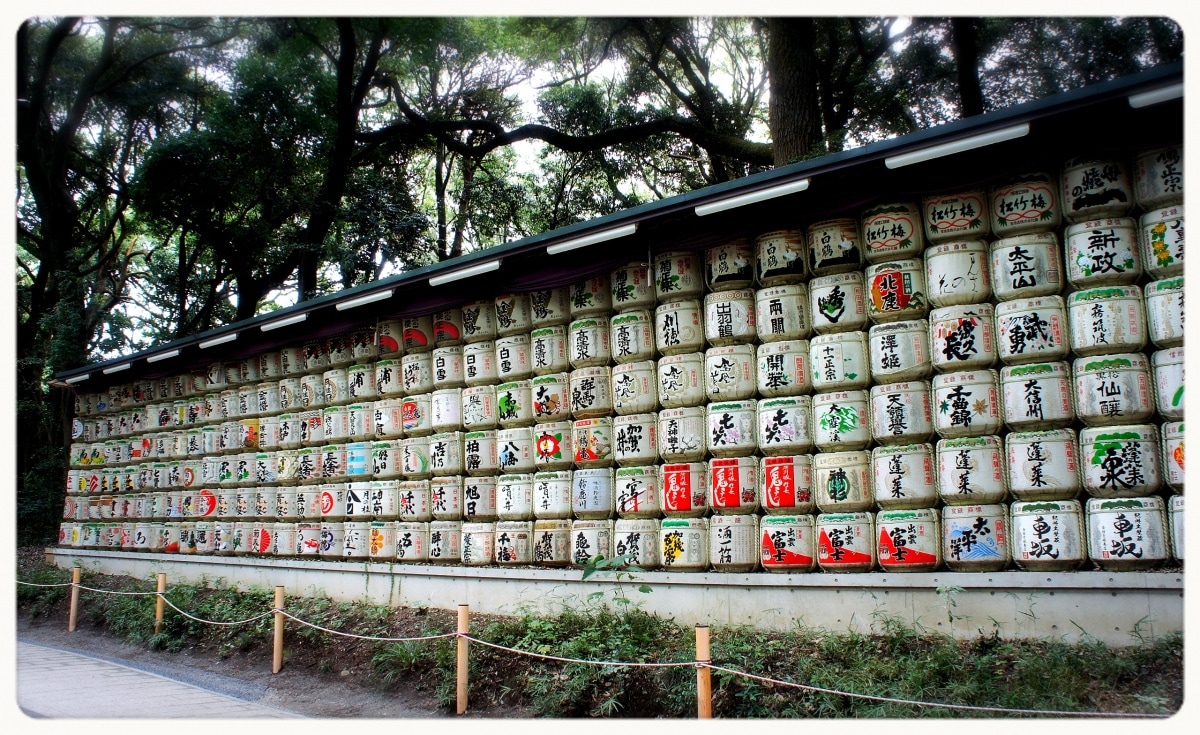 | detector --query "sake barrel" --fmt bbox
[610,311,656,364]
[374,360,403,397]
[1140,204,1185,279]
[660,462,708,518]
[533,470,573,520]
[990,232,1064,301]
[572,467,615,519]
[869,381,935,446]
[349,328,377,363]
[811,390,871,452]
[1061,157,1133,223]
[461,385,498,431]
[279,345,308,377]
[930,304,996,373]
[816,512,875,572]
[1133,145,1183,209]
[865,259,928,324]
[654,299,705,356]
[876,508,941,572]
[1005,429,1082,502]
[463,476,499,521]
[658,353,706,408]
[495,521,533,564]
[708,456,759,514]
[610,360,658,416]
[460,522,496,566]
[296,522,321,556]
[756,340,811,397]
[428,520,461,562]
[429,388,463,433]
[394,521,429,560]
[658,407,706,463]
[322,367,349,407]
[755,229,807,285]
[326,333,355,369]
[1143,277,1185,349]
[401,315,434,354]
[463,430,499,476]
[430,476,462,521]
[1079,424,1162,499]
[431,345,465,388]
[397,480,433,522]
[809,332,870,392]
[659,517,709,571]
[990,172,1061,238]
[1010,500,1085,571]
[1065,218,1142,287]
[496,473,535,521]
[942,504,1009,571]
[705,239,755,290]
[932,370,1002,439]
[703,290,757,347]
[869,320,932,382]
[399,436,431,478]
[368,520,398,560]
[1152,347,1185,421]
[1066,286,1147,357]
[710,513,759,572]
[573,417,614,468]
[757,396,813,456]
[813,450,872,513]
[809,218,863,276]
[531,373,570,423]
[299,373,326,410]
[613,518,660,569]
[996,295,1069,365]
[530,326,569,375]
[809,272,868,334]
[463,341,498,387]
[755,284,811,343]
[924,240,992,307]
[1073,353,1154,427]
[1000,362,1075,430]
[863,202,925,263]
[706,401,757,458]
[495,381,534,429]
[318,521,344,558]
[613,413,658,466]
[1169,495,1183,561]
[530,518,572,566]
[533,421,573,471]
[427,432,464,477]
[495,334,533,381]
[760,515,817,572]
[760,455,815,515]
[1162,421,1184,492]
[704,344,756,400]
[342,520,372,559]
[432,308,464,348]
[937,436,1007,505]
[462,300,499,342]
[571,519,614,567]
[614,466,660,519]
[569,366,613,419]
[1086,496,1168,571]
[371,440,403,480]
[569,276,612,318]
[872,443,937,510]
[529,287,572,328]
[653,251,705,300]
